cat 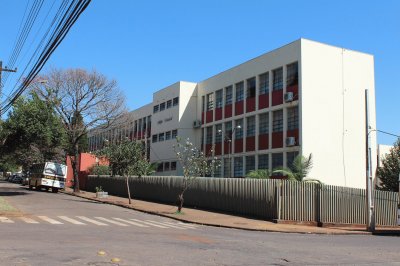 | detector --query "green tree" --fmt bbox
[273,154,317,182]
[0,92,66,170]
[174,138,219,213]
[246,169,271,179]
[376,139,400,192]
[96,139,152,204]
